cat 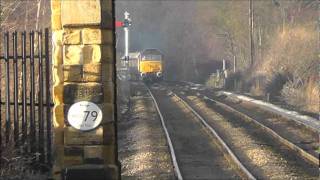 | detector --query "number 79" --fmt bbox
[83,111,98,121]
